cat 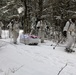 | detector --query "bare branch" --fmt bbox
[57,63,68,75]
